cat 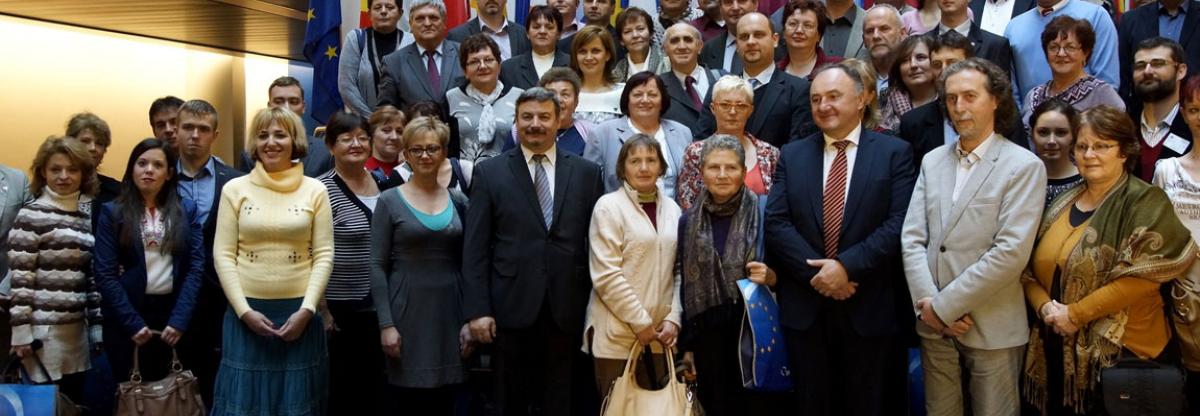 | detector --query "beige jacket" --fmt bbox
[583,184,683,359]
